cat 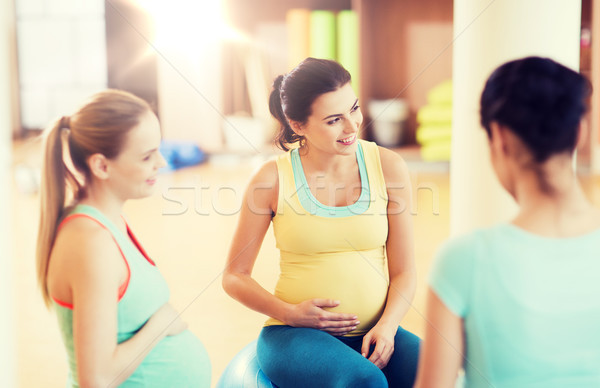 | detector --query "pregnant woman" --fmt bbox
[223,58,420,387]
[36,90,211,387]
[415,57,600,387]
